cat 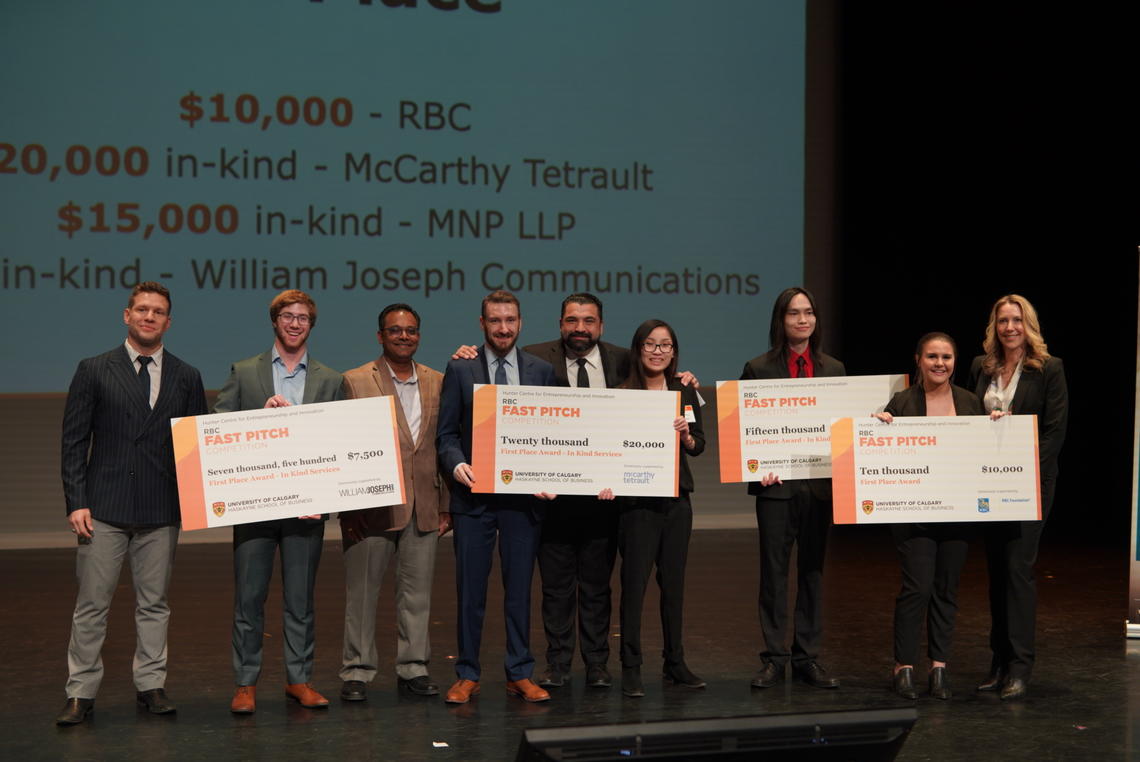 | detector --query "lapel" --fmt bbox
[151,352,177,417]
[475,347,492,385]
[551,344,570,385]
[414,361,436,450]
[372,358,417,450]
[302,358,321,404]
[1009,366,1035,414]
[110,345,152,420]
[255,351,276,403]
